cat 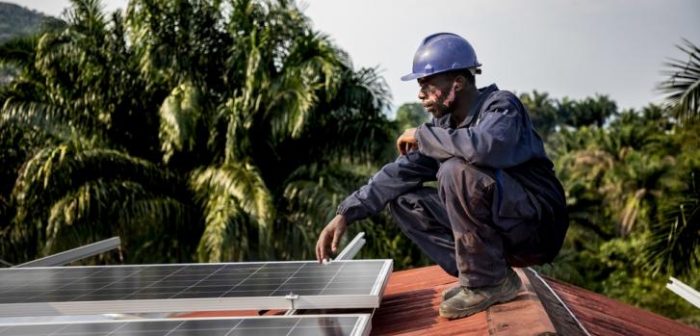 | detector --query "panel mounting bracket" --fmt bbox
[335,232,366,261]
[284,293,299,310]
